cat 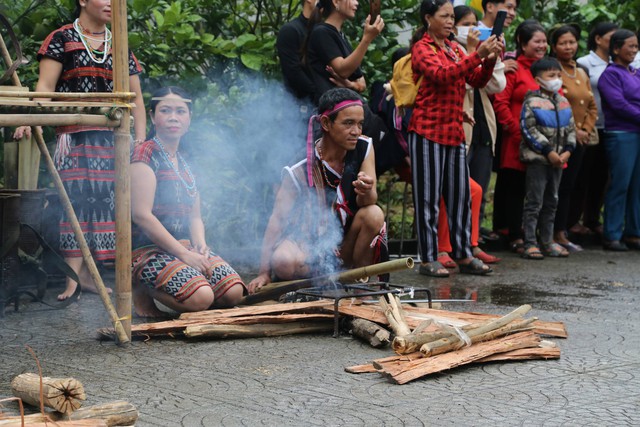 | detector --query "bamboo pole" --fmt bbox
[0,35,21,87]
[0,91,135,99]
[0,114,120,127]
[0,104,125,118]
[111,0,132,342]
[239,257,415,305]
[0,31,129,344]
